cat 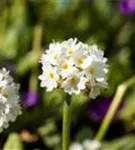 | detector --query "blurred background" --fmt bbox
[1,0,135,149]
